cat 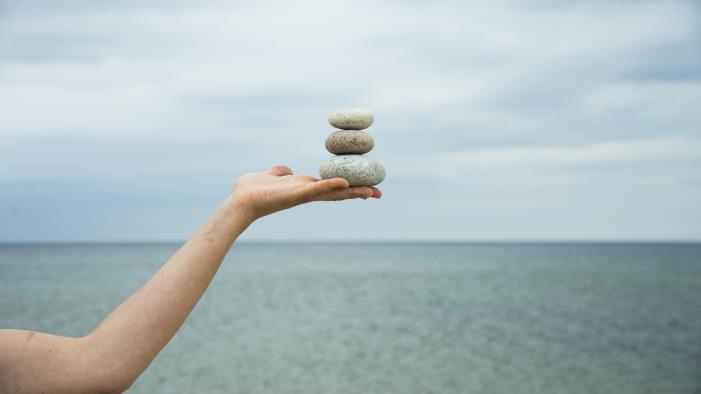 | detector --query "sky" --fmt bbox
[1,0,700,241]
